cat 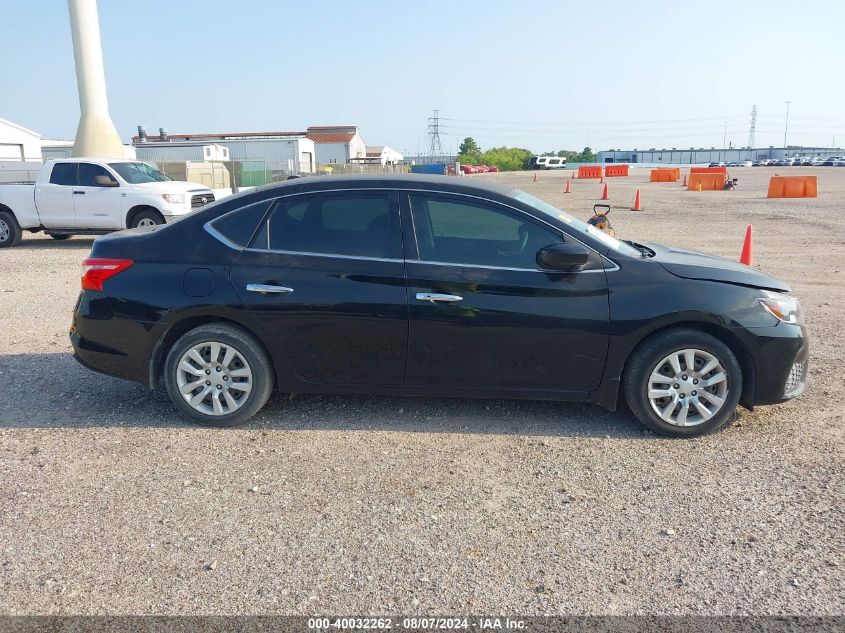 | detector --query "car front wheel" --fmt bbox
[623,329,743,437]
[163,324,274,427]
